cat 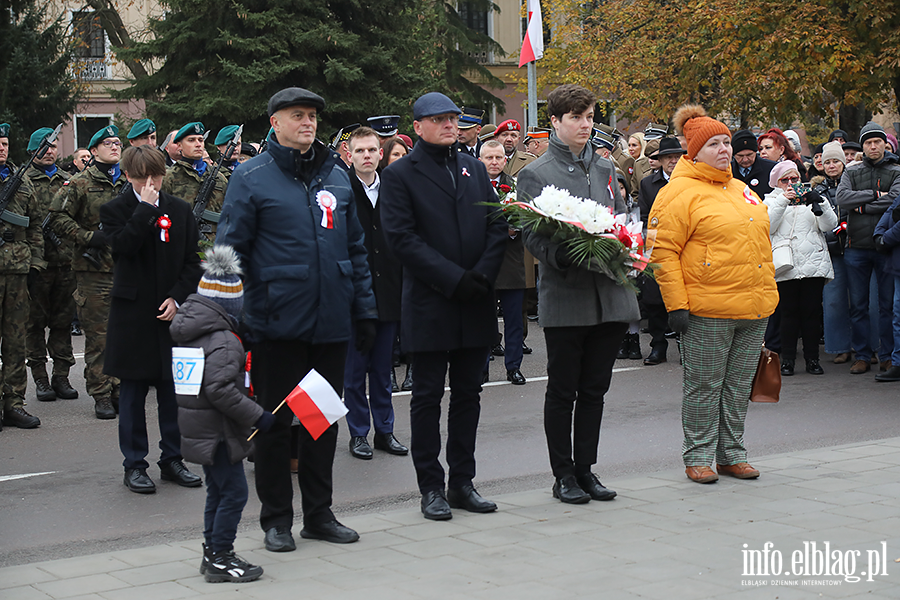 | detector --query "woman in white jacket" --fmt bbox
[764,161,838,376]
